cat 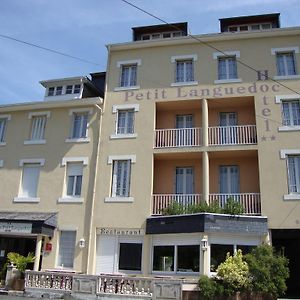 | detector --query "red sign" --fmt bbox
[45,243,52,252]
